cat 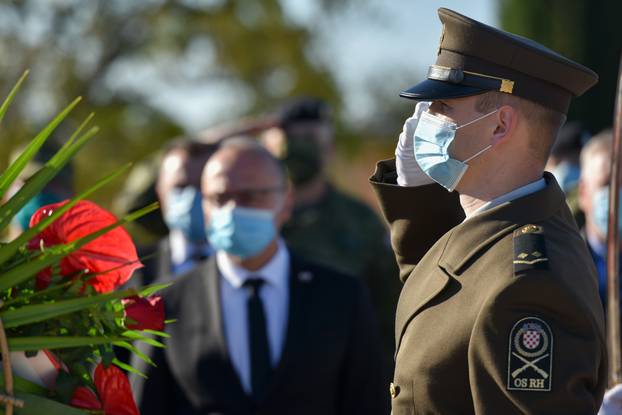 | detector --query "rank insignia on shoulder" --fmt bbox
[513,224,549,274]
[507,317,553,392]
